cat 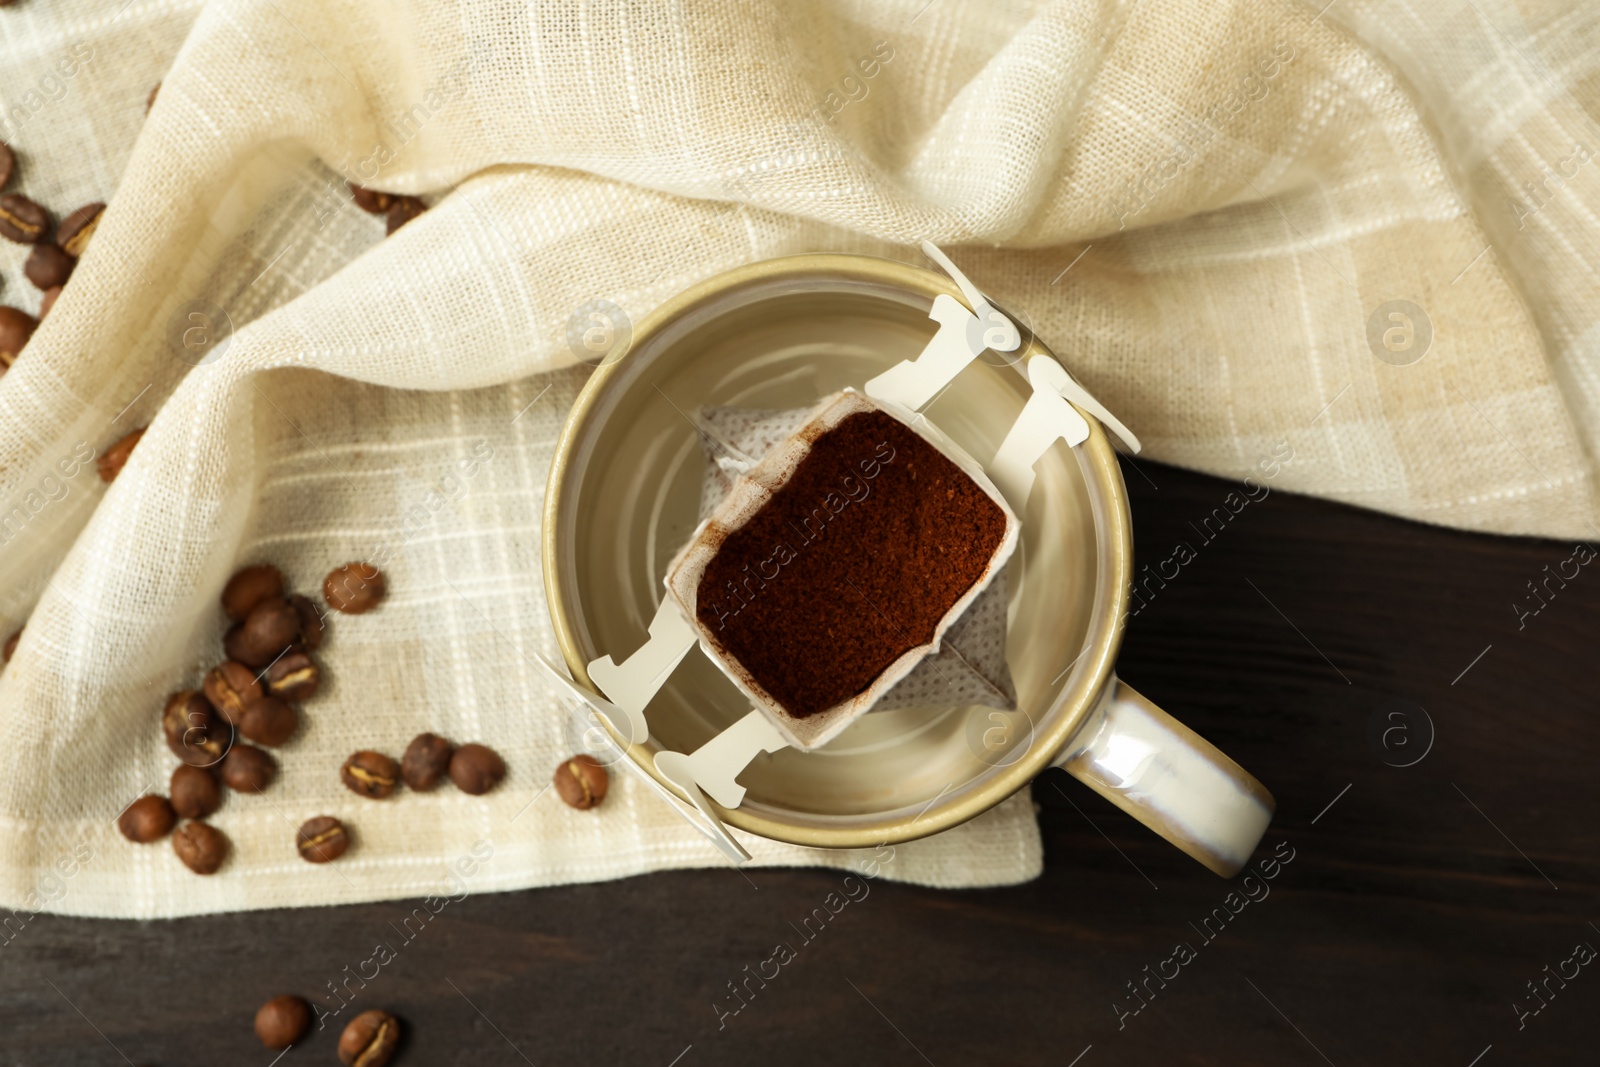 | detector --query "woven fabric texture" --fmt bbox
[0,0,1594,917]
